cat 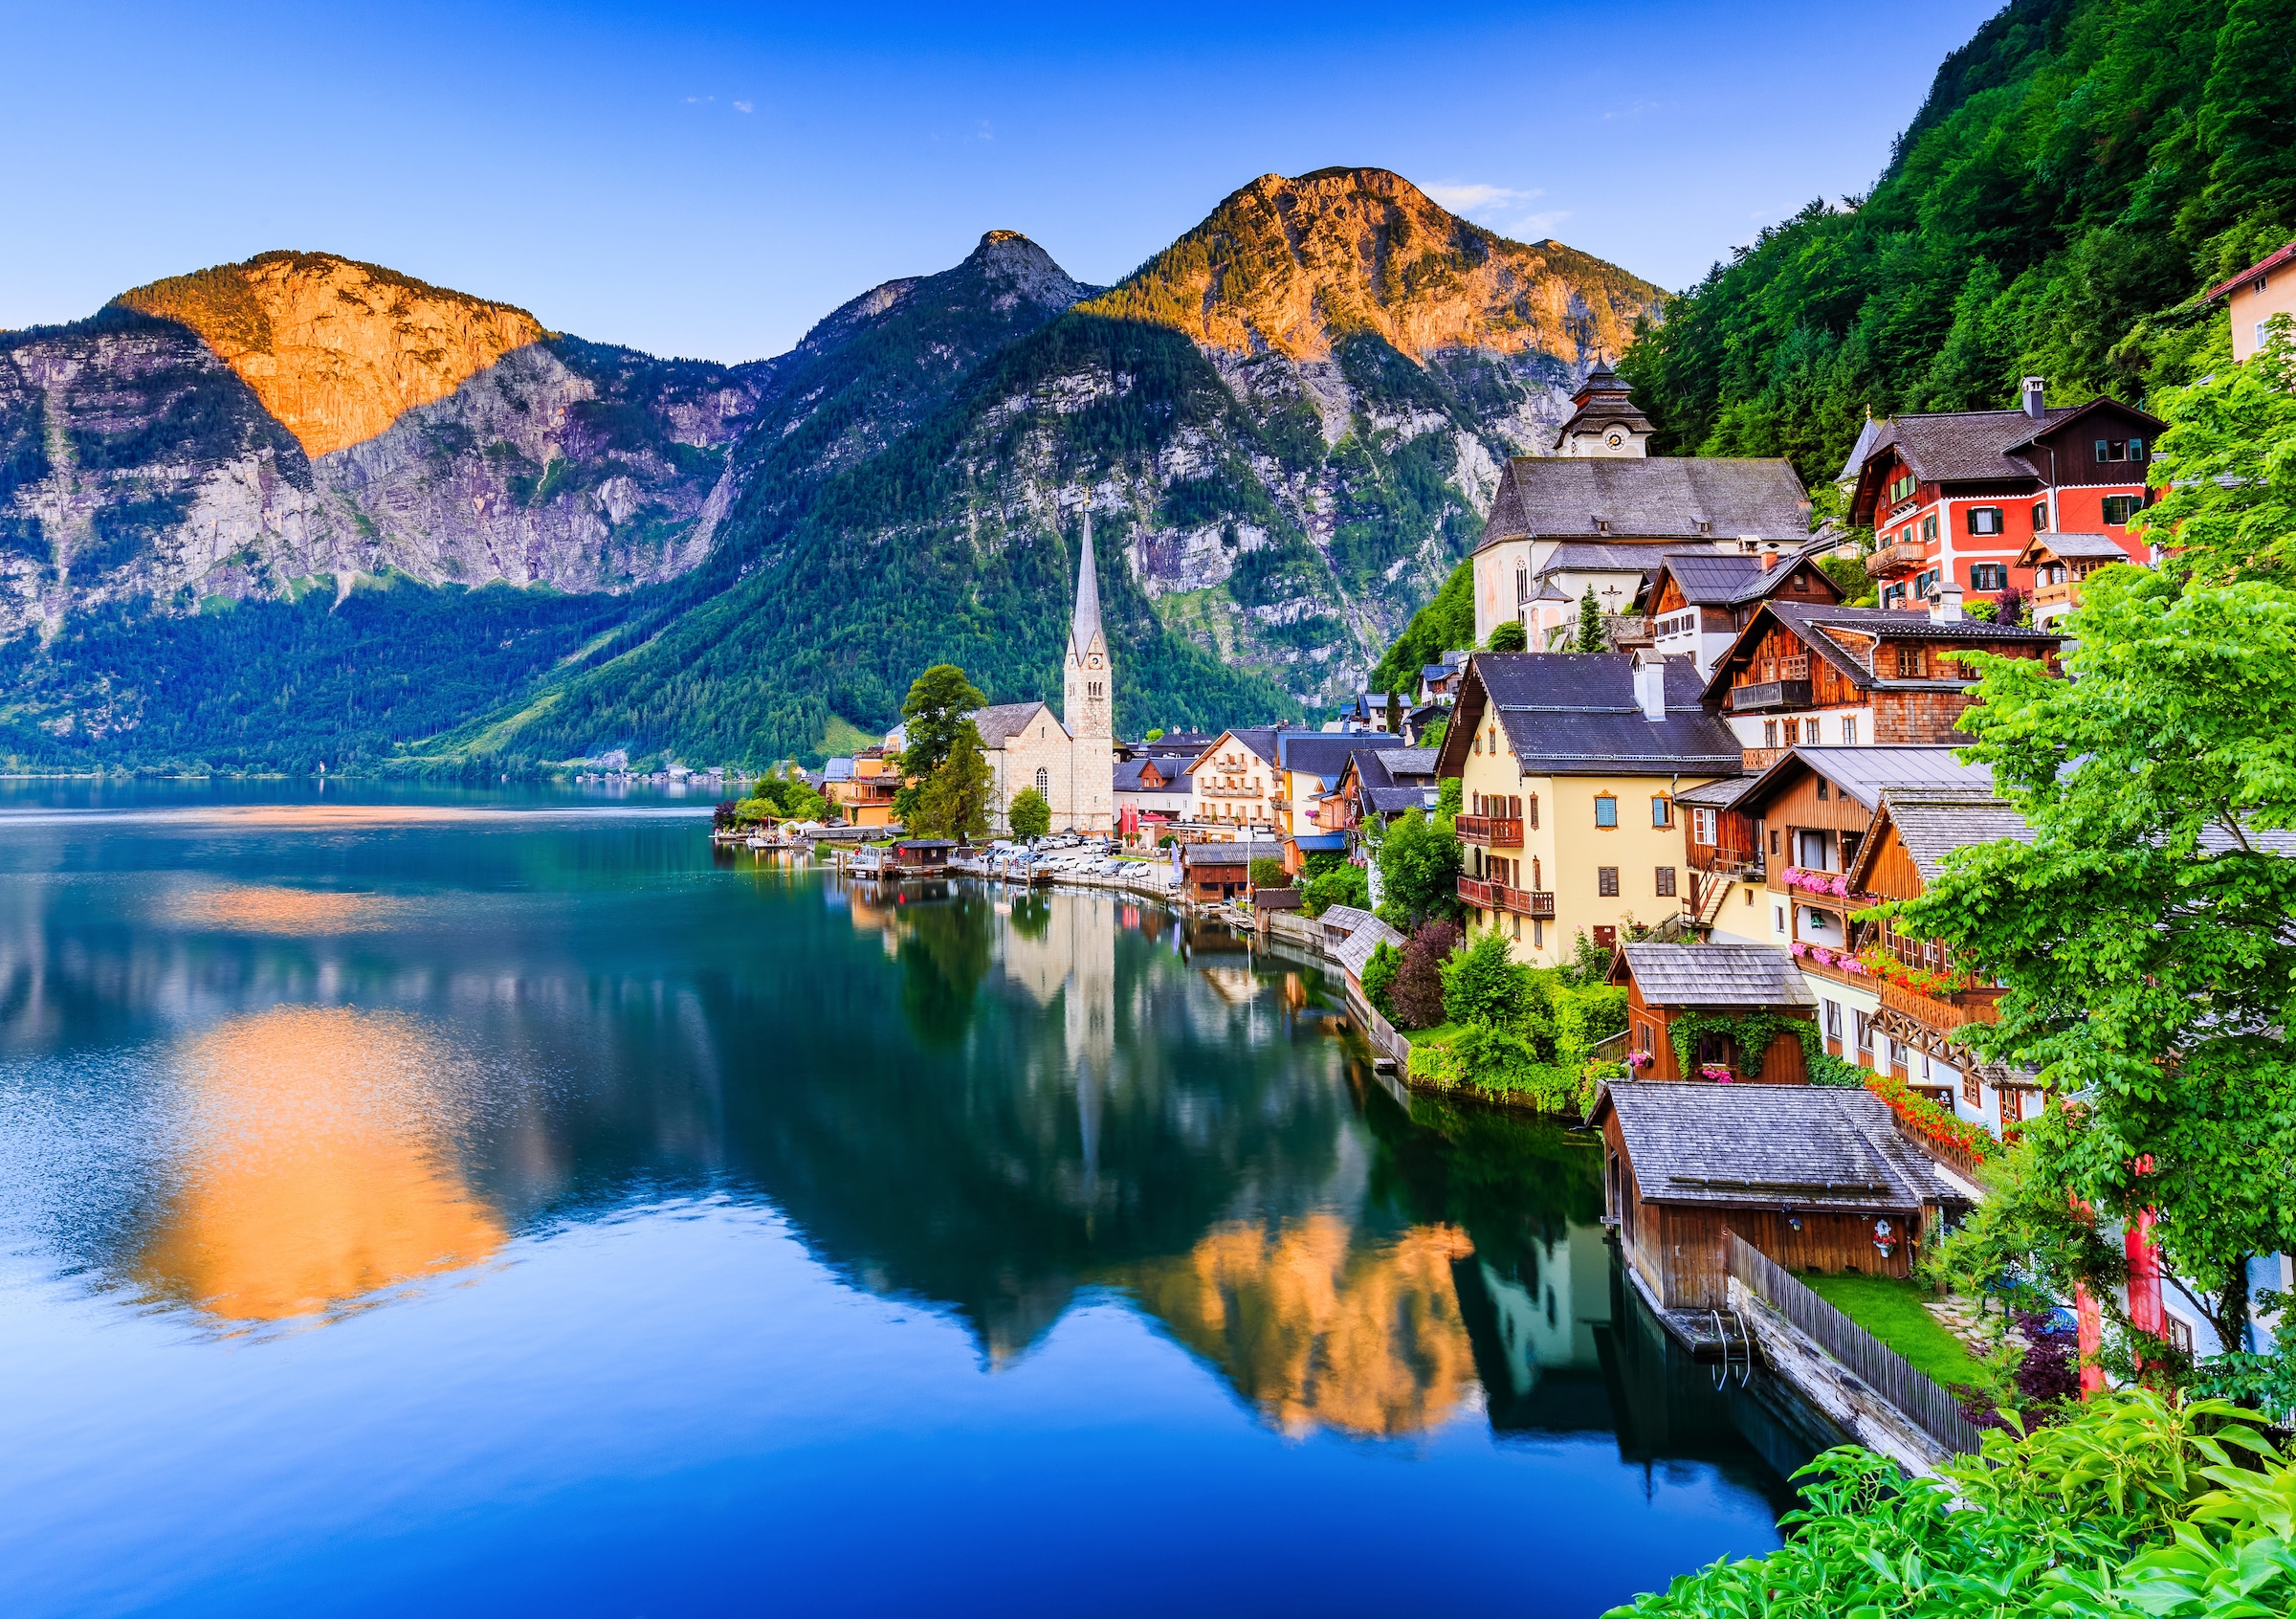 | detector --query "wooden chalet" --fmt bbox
[1702,598,2061,771]
[1181,839,1283,903]
[1593,1082,1970,1309]
[891,838,958,873]
[1843,784,2042,1131]
[1843,382,2161,611]
[1611,943,1815,1082]
[2015,531,2133,628]
[1645,543,1844,677]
